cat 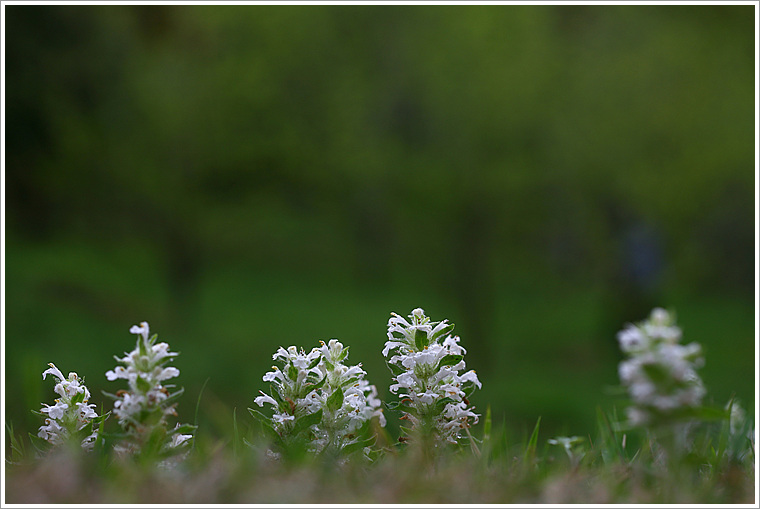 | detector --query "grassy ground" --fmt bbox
[5,406,755,504]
